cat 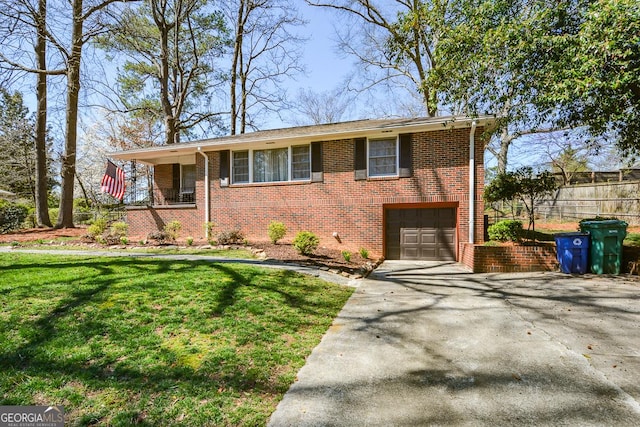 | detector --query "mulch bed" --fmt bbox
[1,227,381,278]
